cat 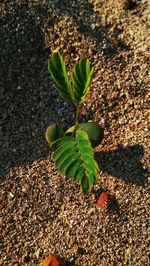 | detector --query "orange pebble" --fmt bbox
[97,191,109,208]
[40,254,60,266]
